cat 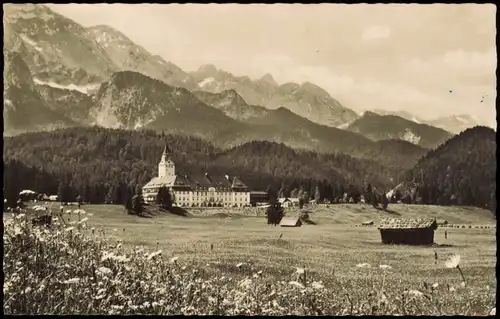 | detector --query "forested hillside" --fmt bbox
[3,127,401,206]
[402,126,496,212]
